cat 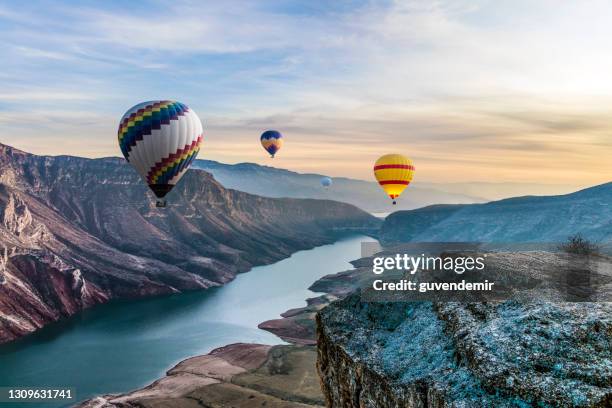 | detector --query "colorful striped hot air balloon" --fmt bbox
[373,154,415,205]
[260,130,283,158]
[118,100,203,207]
